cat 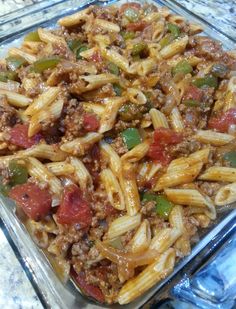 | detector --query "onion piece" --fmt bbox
[96,240,159,269]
